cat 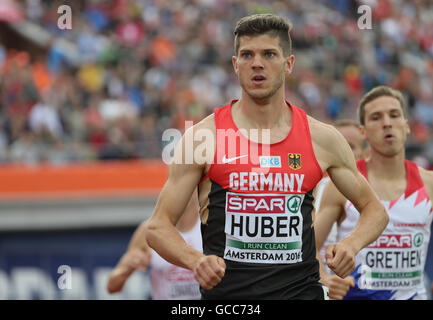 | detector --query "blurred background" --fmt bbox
[0,0,432,299]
